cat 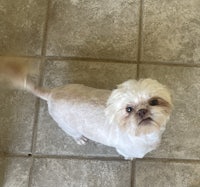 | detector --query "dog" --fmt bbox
[0,57,172,159]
